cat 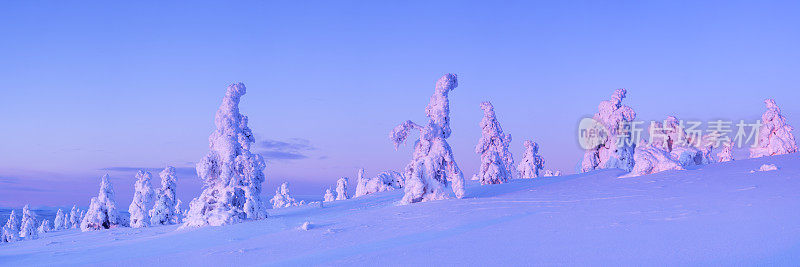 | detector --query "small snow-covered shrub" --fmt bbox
[354,170,404,197]
[300,221,312,231]
[517,140,545,179]
[129,170,154,228]
[758,164,778,172]
[623,141,683,178]
[390,74,465,204]
[80,174,120,231]
[750,99,798,158]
